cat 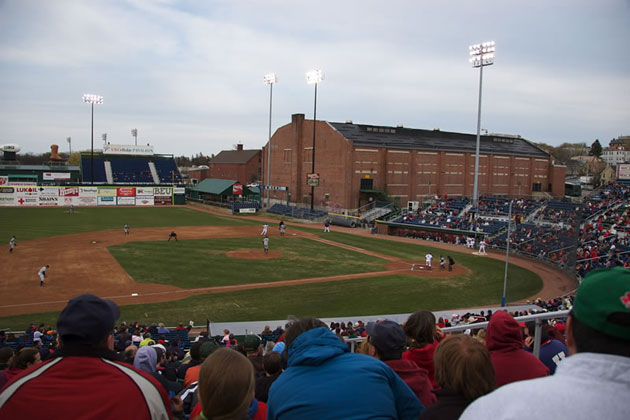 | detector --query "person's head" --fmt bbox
[200,340,219,360]
[133,346,157,374]
[10,347,41,370]
[284,317,328,350]
[56,294,120,350]
[404,310,436,348]
[223,329,230,336]
[243,335,261,354]
[124,345,137,361]
[263,351,282,375]
[198,348,255,420]
[189,341,203,361]
[0,347,14,368]
[567,267,630,357]
[366,320,407,361]
[434,334,495,400]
